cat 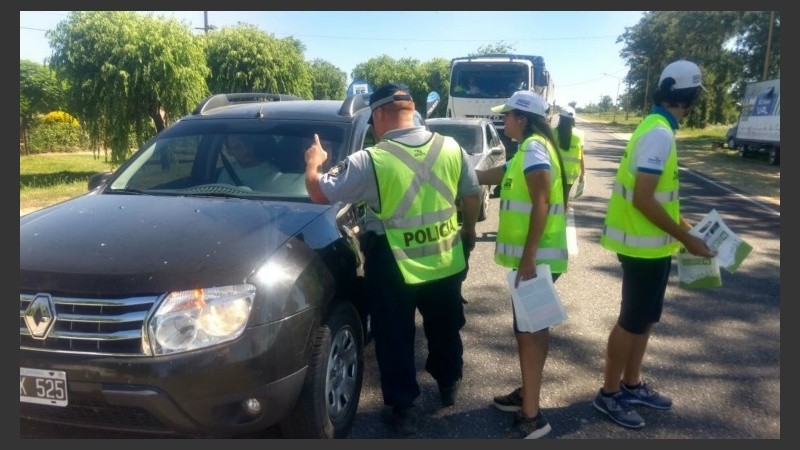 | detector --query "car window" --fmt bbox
[428,124,481,154]
[110,121,348,200]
